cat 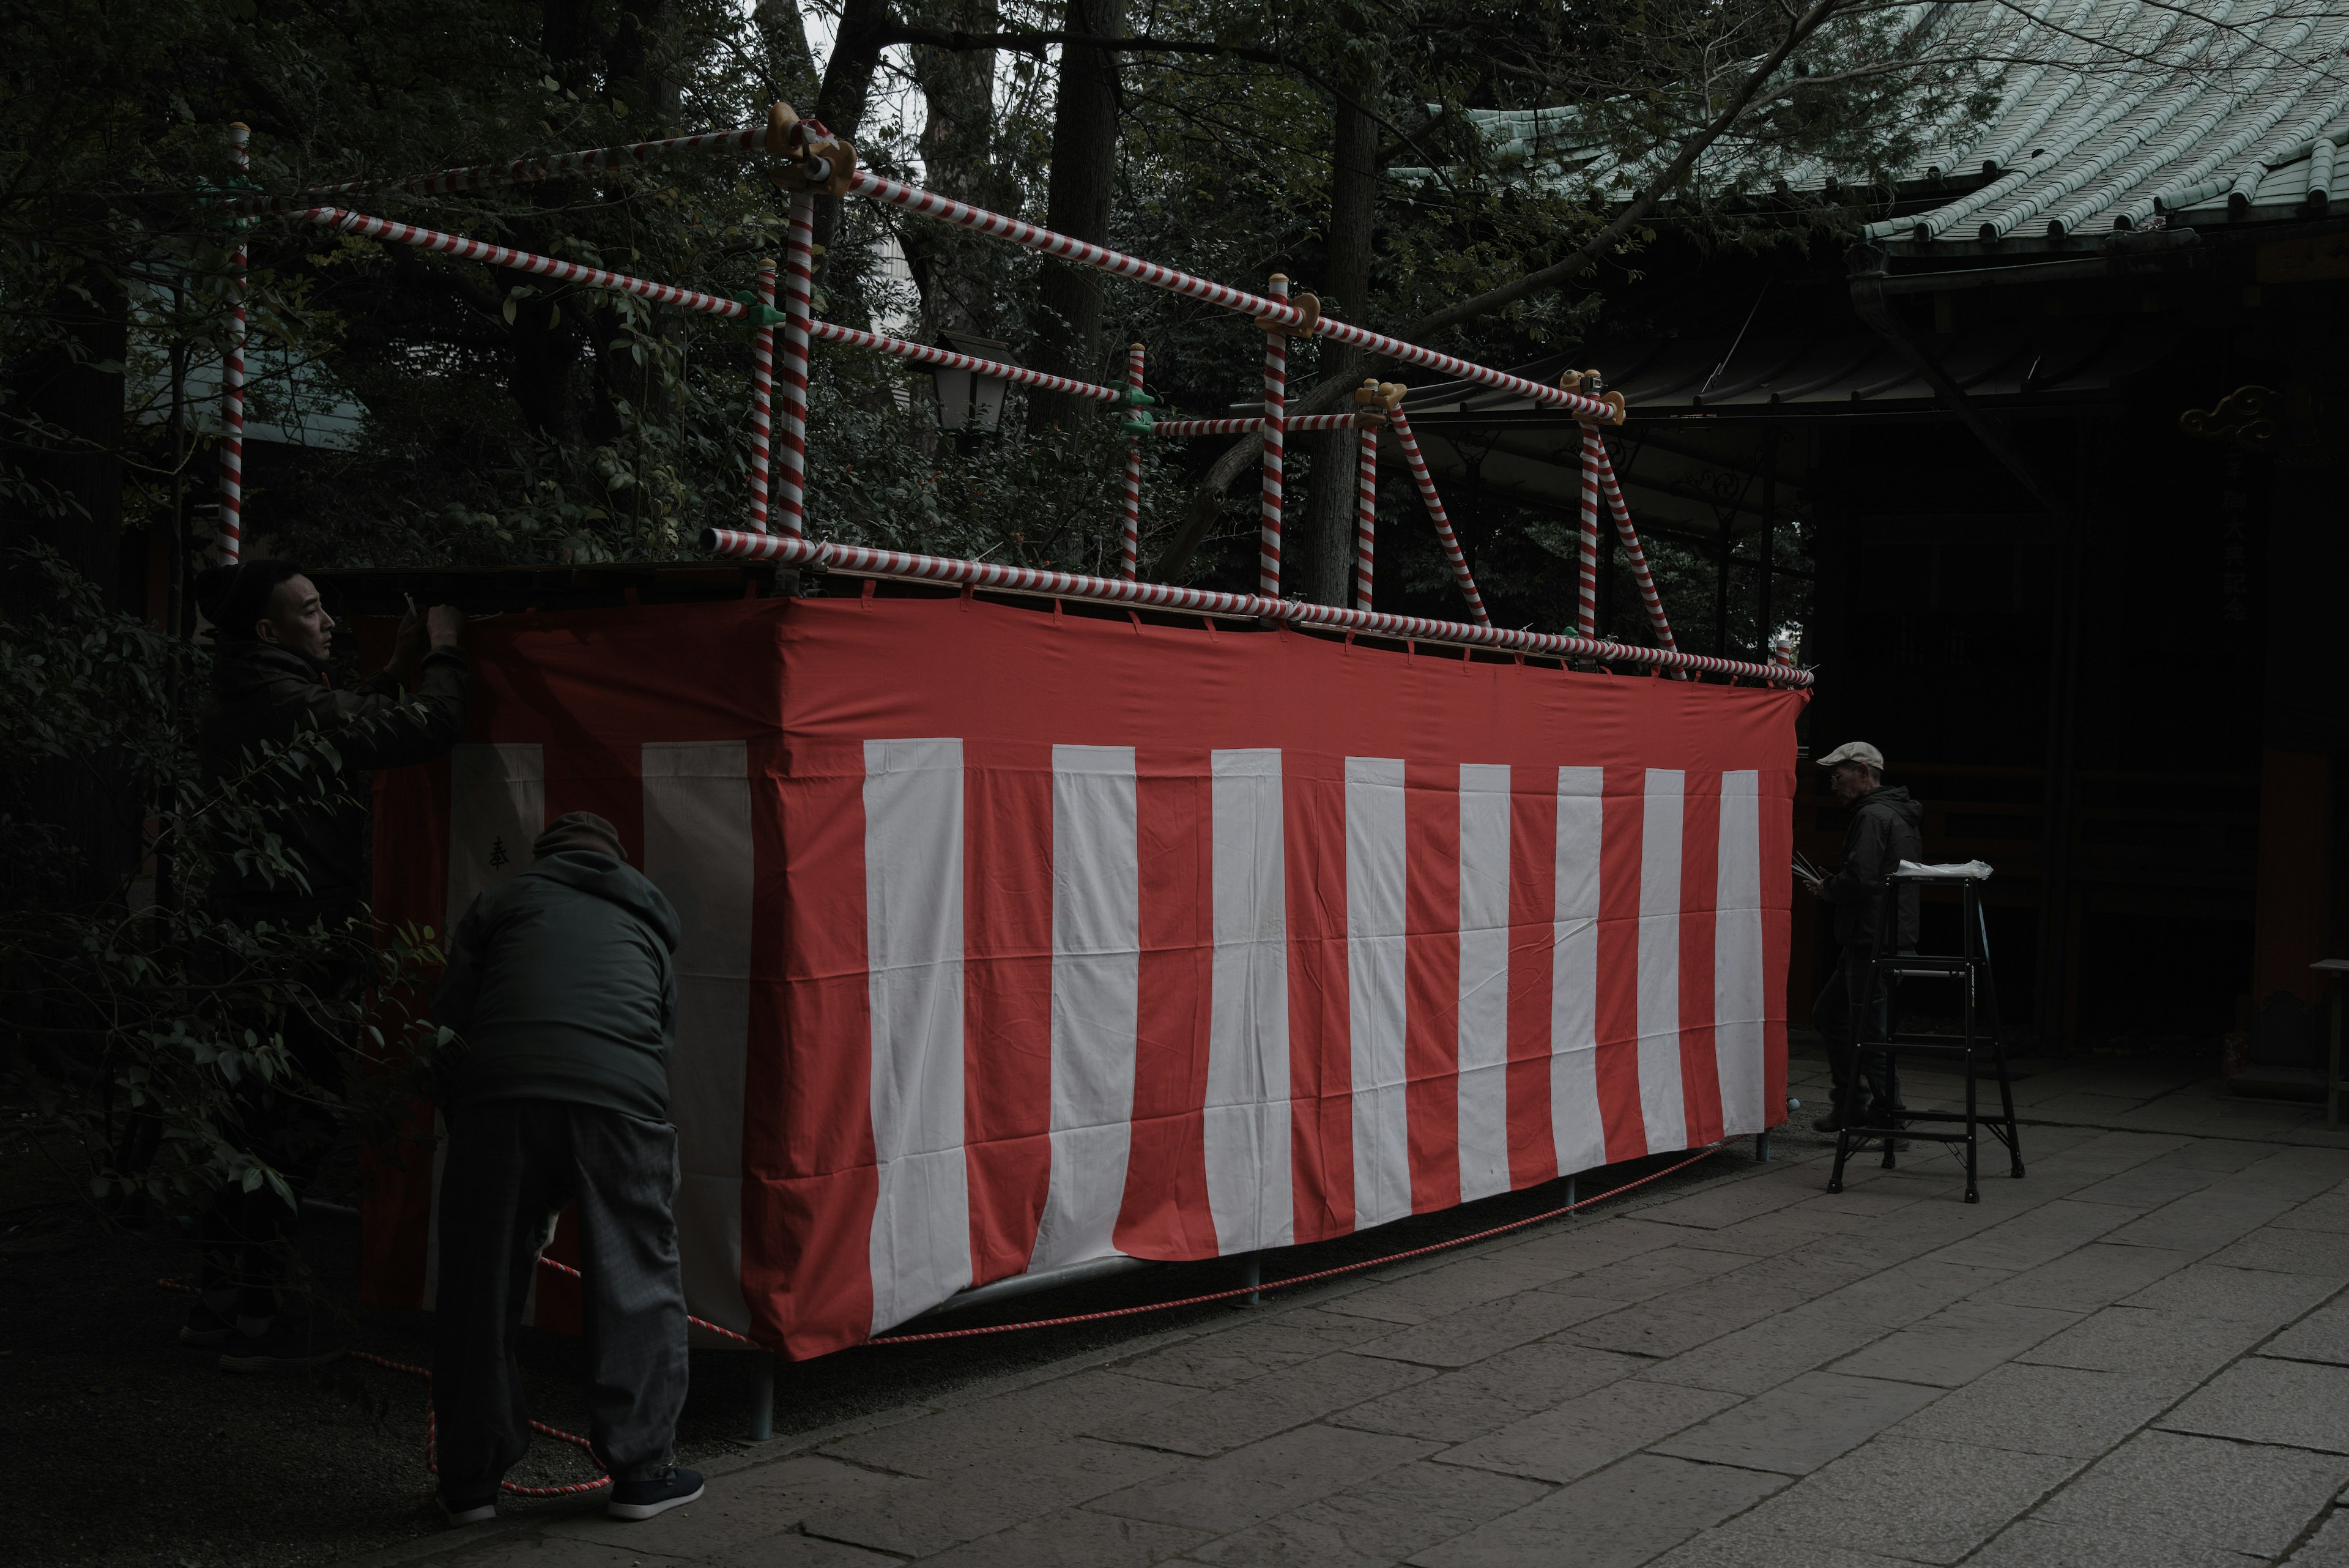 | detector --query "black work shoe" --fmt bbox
[1812,1112,1847,1134]
[217,1315,344,1373]
[439,1494,498,1526]
[179,1298,234,1347]
[607,1467,704,1521]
